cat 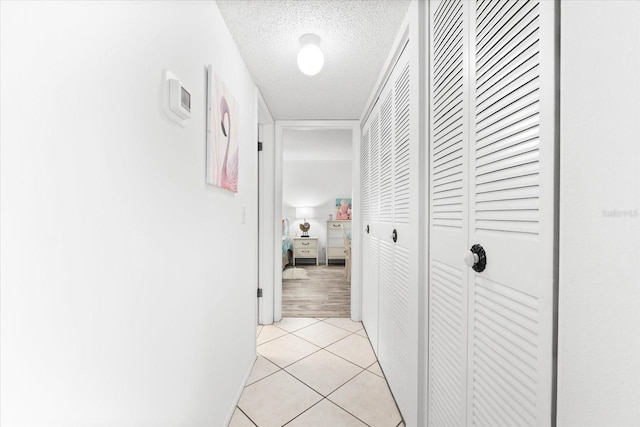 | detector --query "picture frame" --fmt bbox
[335,198,352,220]
[206,65,239,193]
